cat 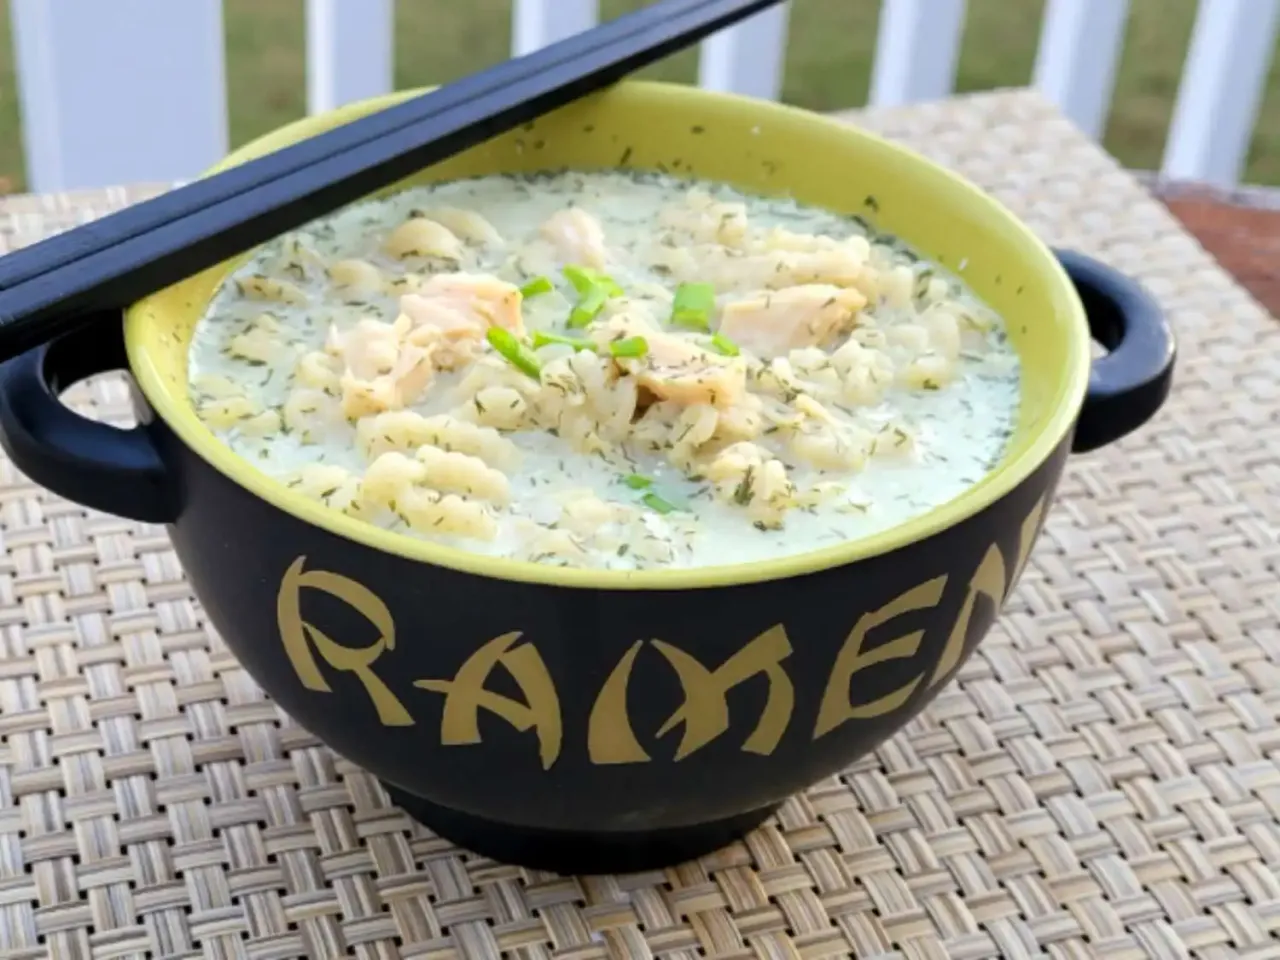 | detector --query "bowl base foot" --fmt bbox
[382,782,780,875]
